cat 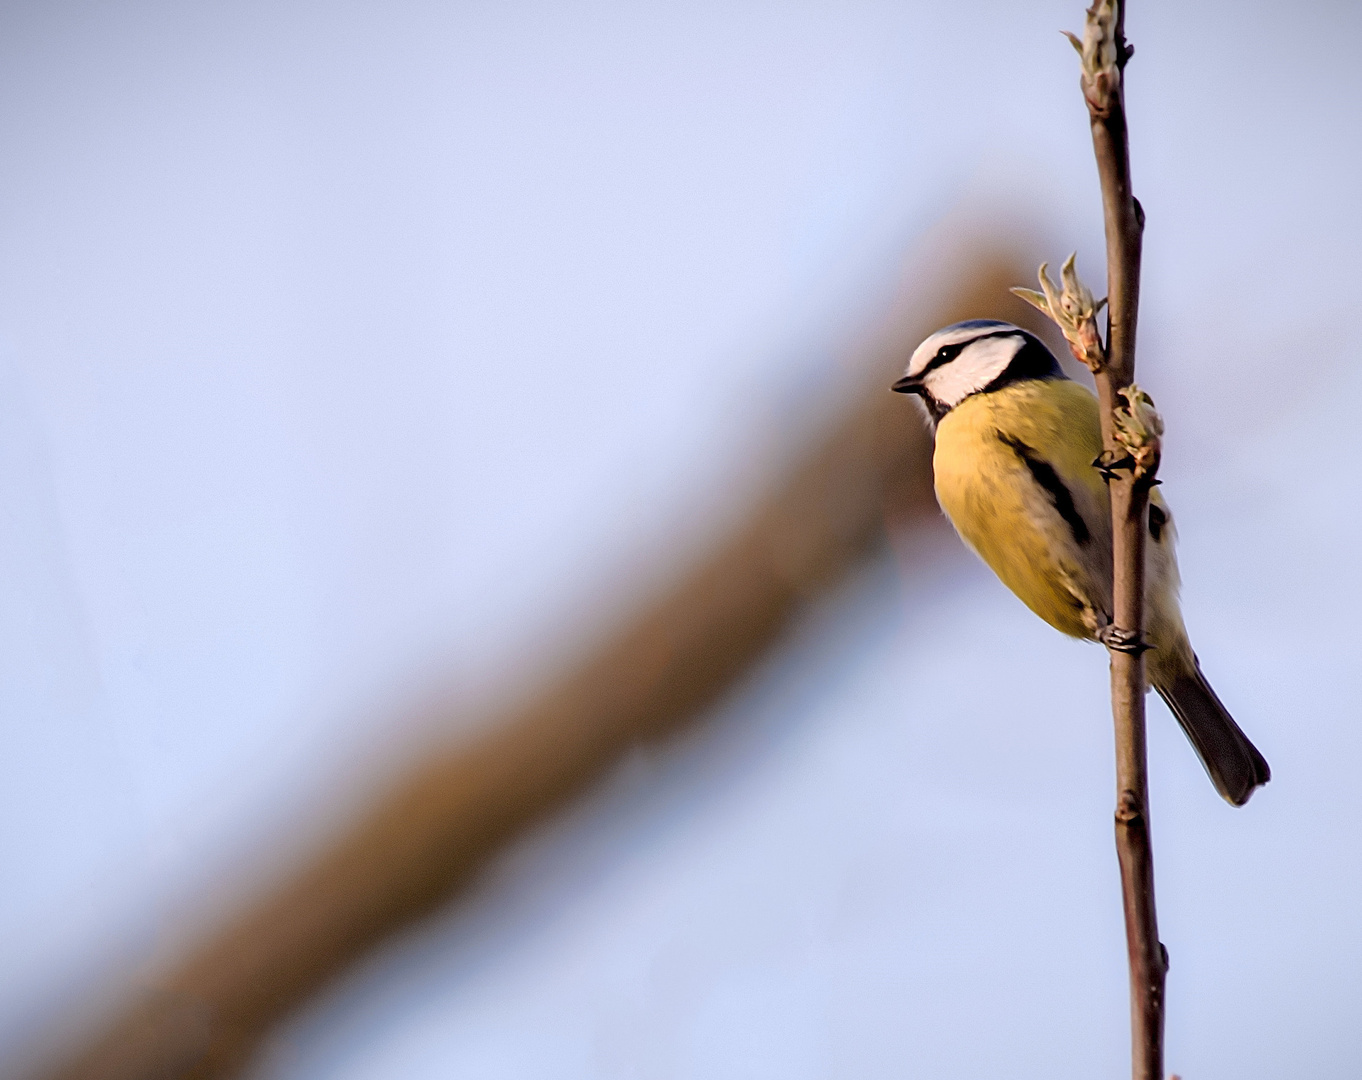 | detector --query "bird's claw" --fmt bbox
[1099,624,1152,655]
[1092,450,1133,482]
